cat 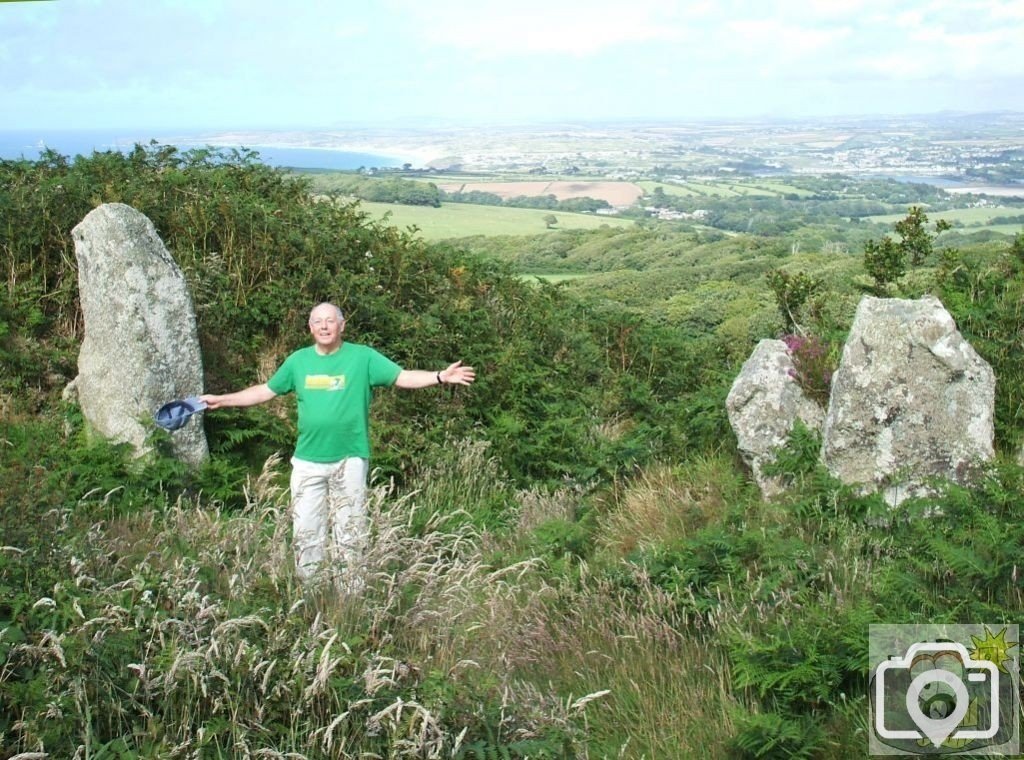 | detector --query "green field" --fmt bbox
[647,180,741,197]
[355,200,634,239]
[867,205,1023,227]
[414,172,608,183]
[716,183,778,197]
[637,181,701,197]
[985,223,1024,236]
[520,272,594,284]
[748,180,817,197]
[638,178,816,200]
